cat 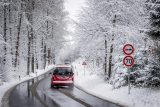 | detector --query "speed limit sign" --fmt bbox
[123,56,134,67]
